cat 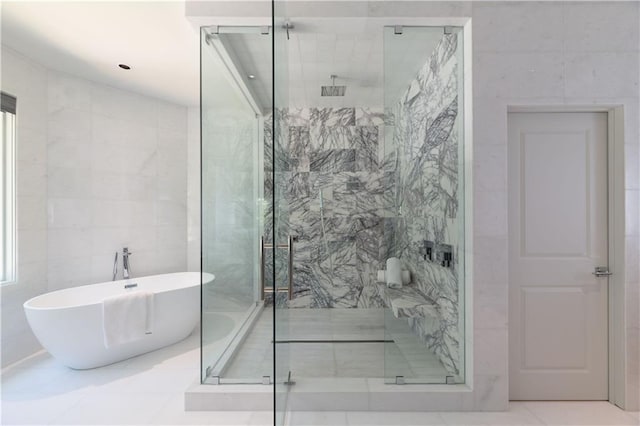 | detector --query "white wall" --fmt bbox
[1,46,189,368]
[471,1,639,410]
[187,107,200,272]
[46,71,188,290]
[0,48,48,367]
